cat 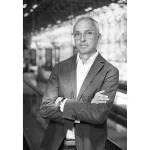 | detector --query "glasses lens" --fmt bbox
[85,31,94,38]
[73,31,96,39]
[73,33,81,39]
